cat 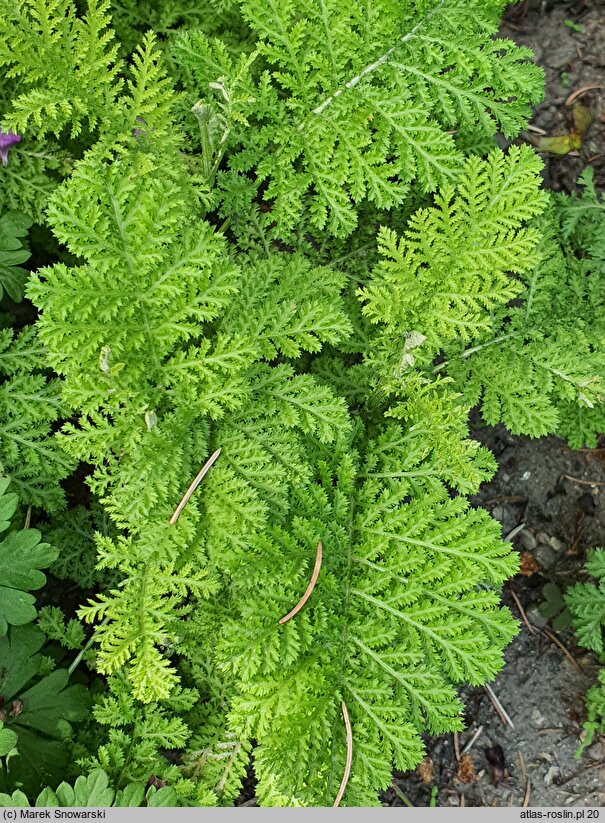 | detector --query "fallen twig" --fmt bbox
[555,759,604,787]
[565,84,604,107]
[170,448,221,525]
[333,701,353,807]
[541,627,583,673]
[564,474,605,487]
[460,725,483,756]
[509,589,535,635]
[483,495,527,506]
[484,683,514,729]
[504,523,526,542]
[391,782,413,808]
[23,505,31,530]
[279,541,323,624]
[523,777,531,809]
[518,751,526,780]
[526,124,547,135]
[453,731,460,762]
